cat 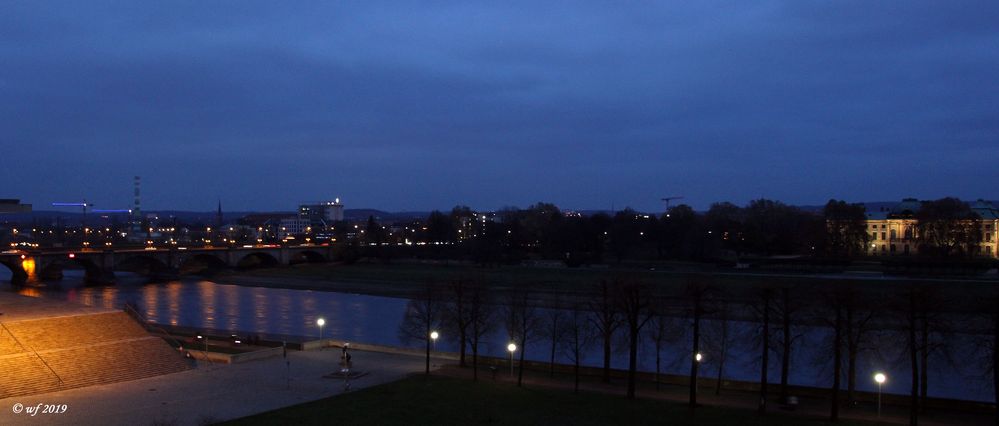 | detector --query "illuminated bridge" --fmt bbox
[0,245,334,285]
